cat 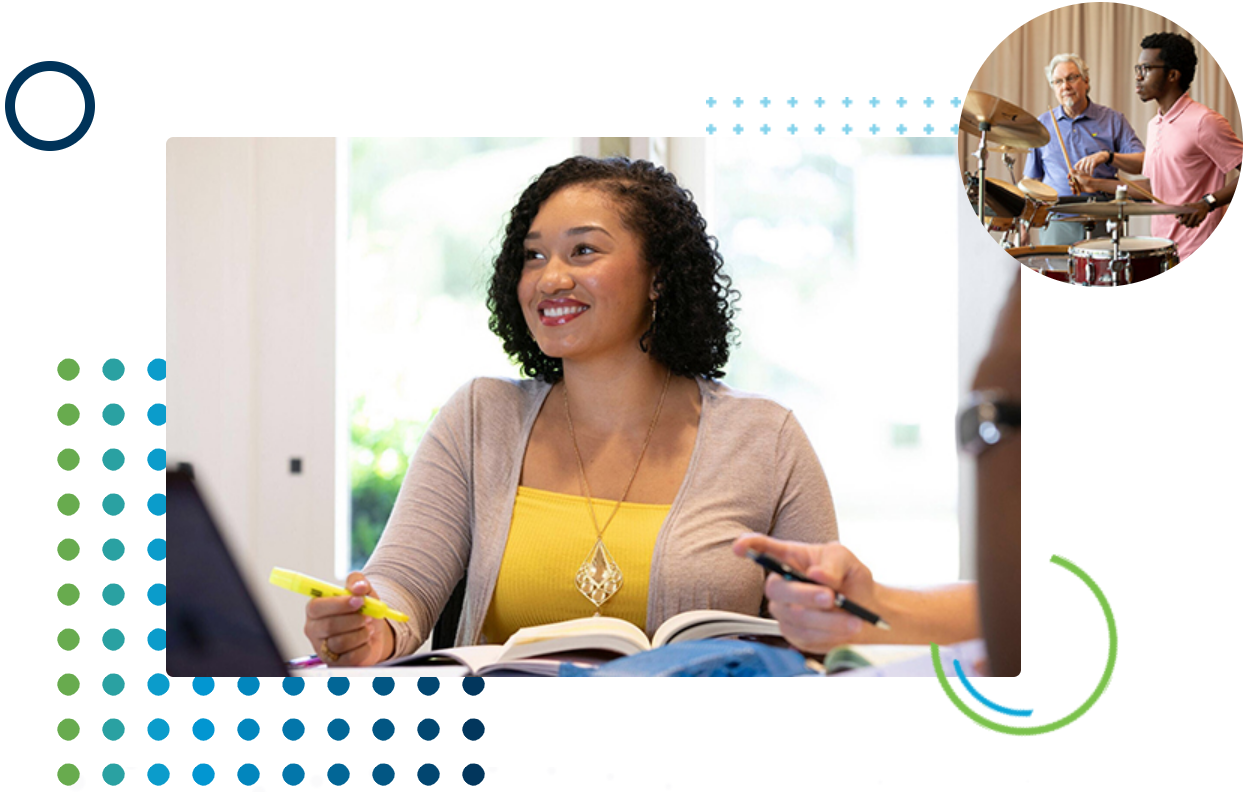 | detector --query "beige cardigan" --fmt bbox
[363,376,839,655]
